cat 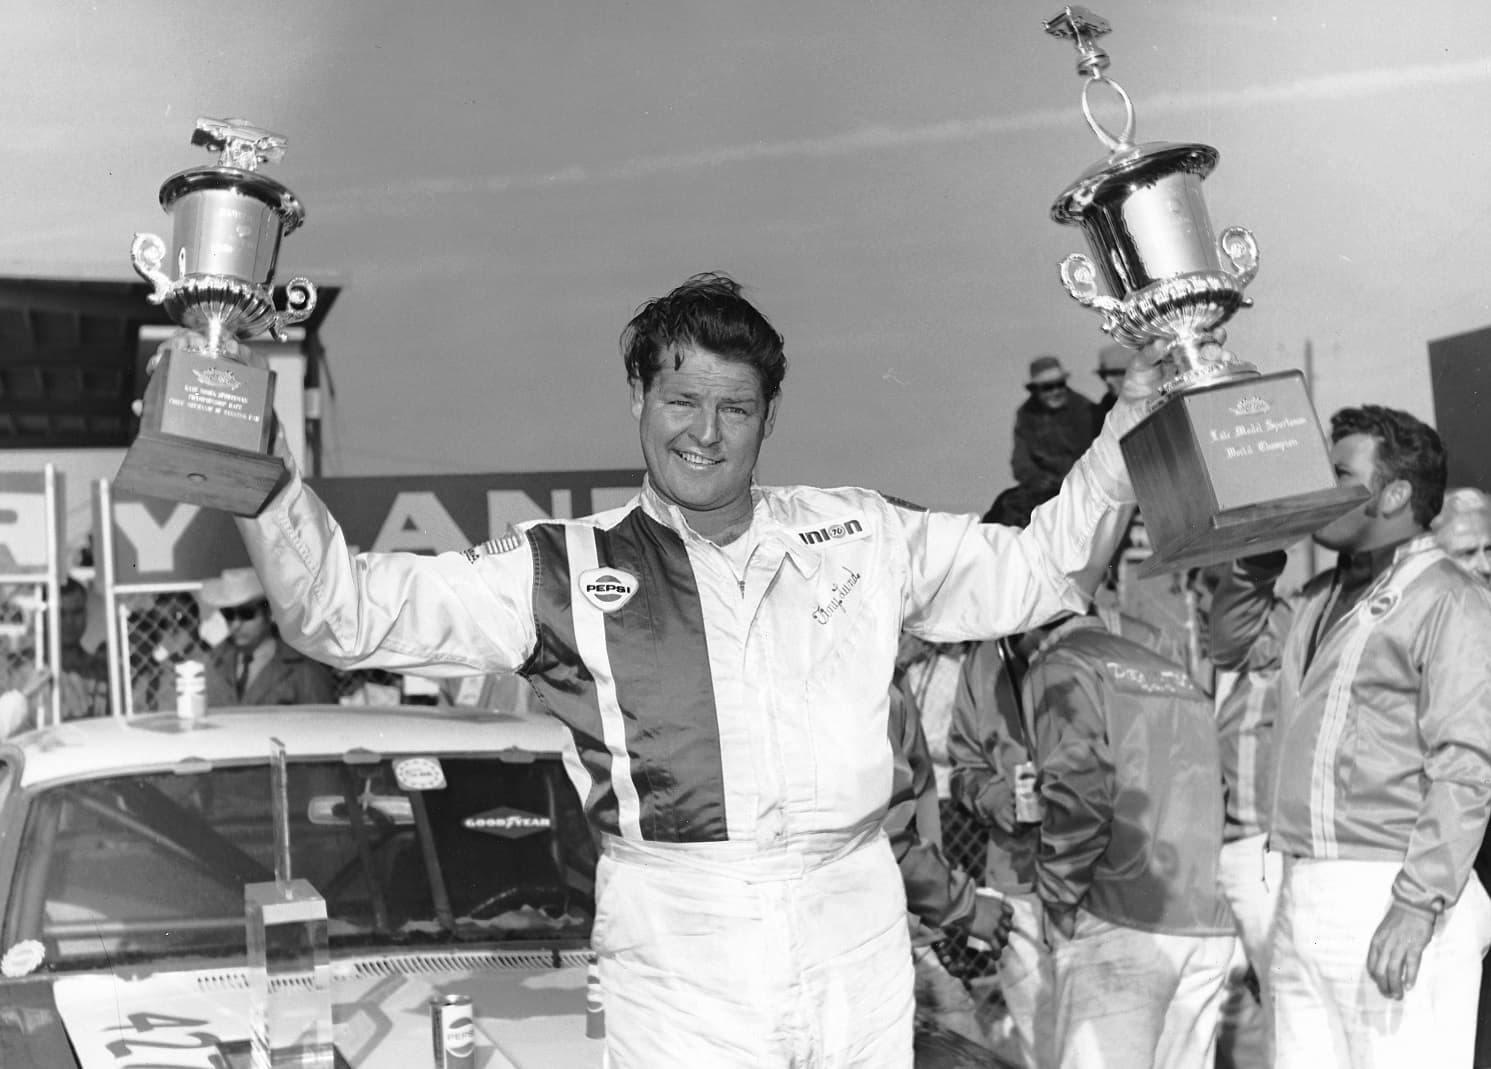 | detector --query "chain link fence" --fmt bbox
[114,587,411,715]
